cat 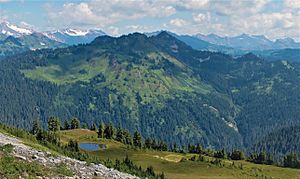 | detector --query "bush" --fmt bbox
[0,144,14,153]
[55,163,73,177]
[198,155,205,162]
[0,154,46,178]
[230,150,244,160]
[190,155,197,161]
[211,158,223,167]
